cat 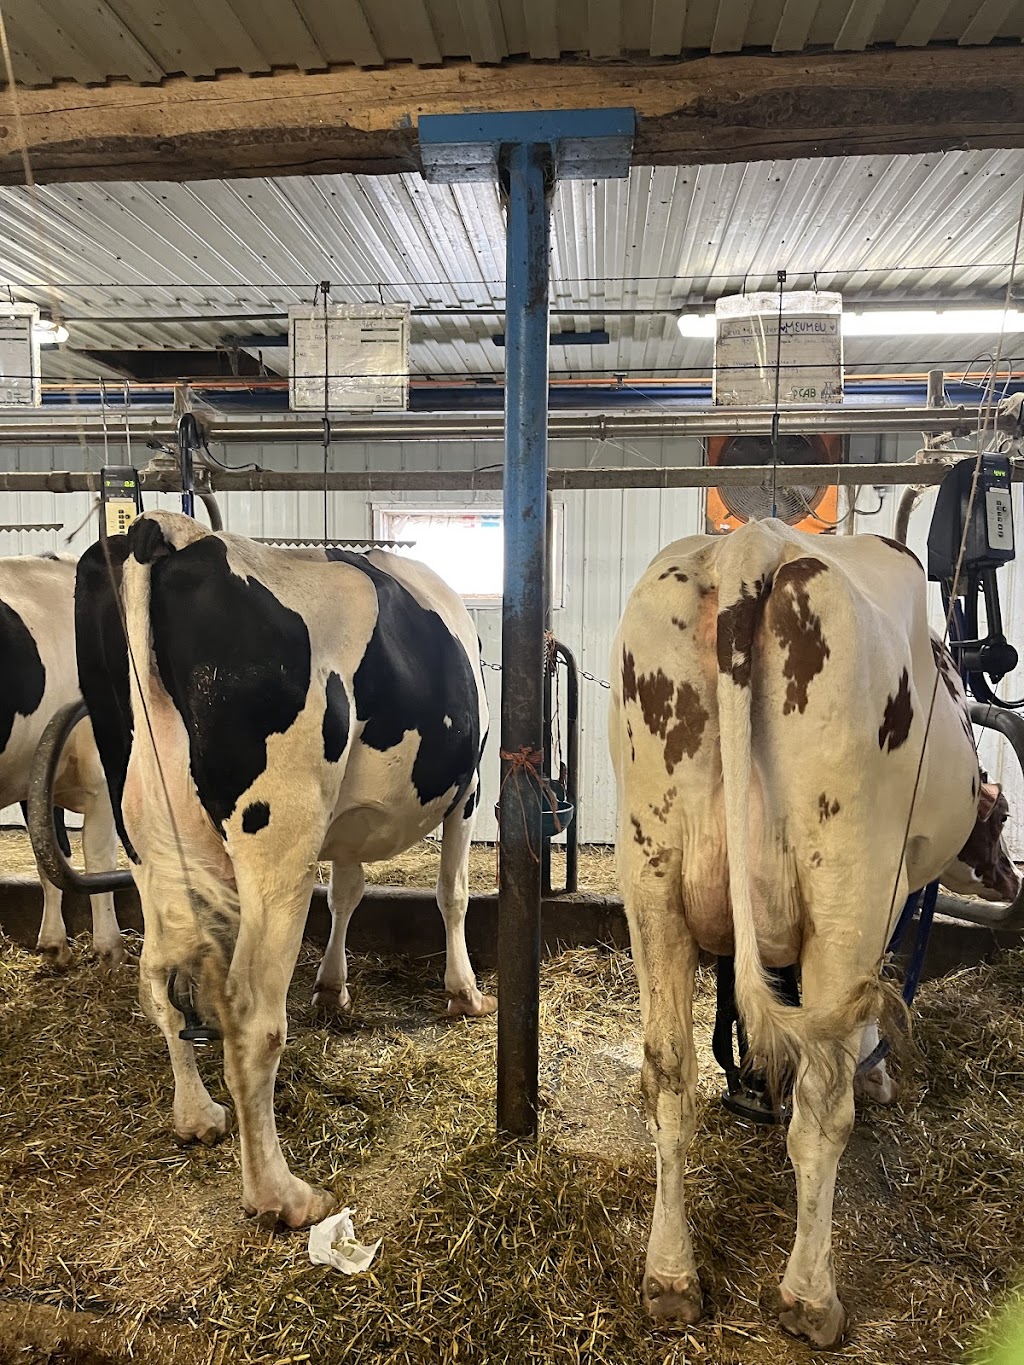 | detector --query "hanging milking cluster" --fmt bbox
[928,452,1024,708]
